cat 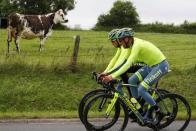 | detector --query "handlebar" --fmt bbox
[92,72,102,84]
[92,72,120,88]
